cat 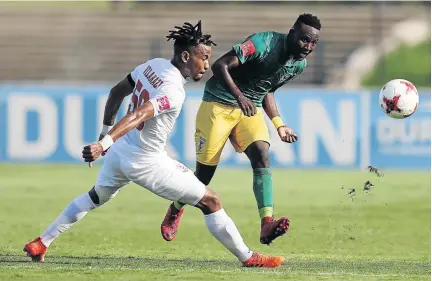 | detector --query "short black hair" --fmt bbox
[295,13,321,30]
[166,20,216,52]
